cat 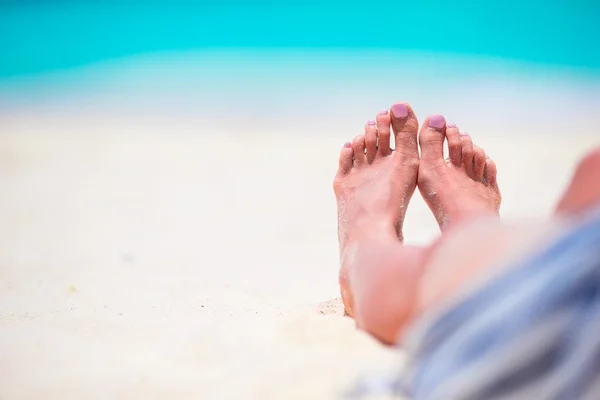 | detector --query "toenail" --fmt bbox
[460,131,470,137]
[367,120,376,126]
[344,142,352,148]
[378,109,388,115]
[448,122,457,128]
[486,154,490,159]
[428,114,446,129]
[390,104,409,118]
